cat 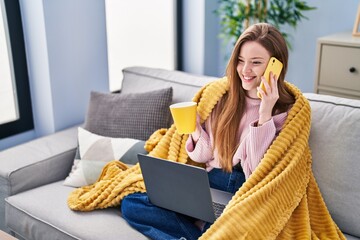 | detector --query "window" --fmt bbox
[105,0,181,91]
[0,0,33,139]
[0,2,18,124]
